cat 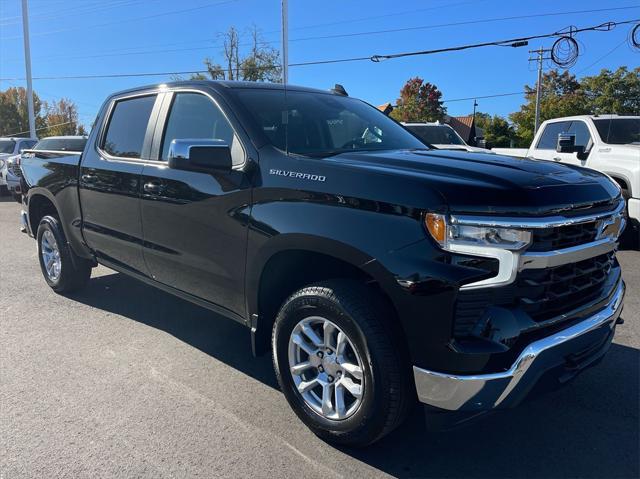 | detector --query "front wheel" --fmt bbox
[272,280,413,447]
[37,215,92,293]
